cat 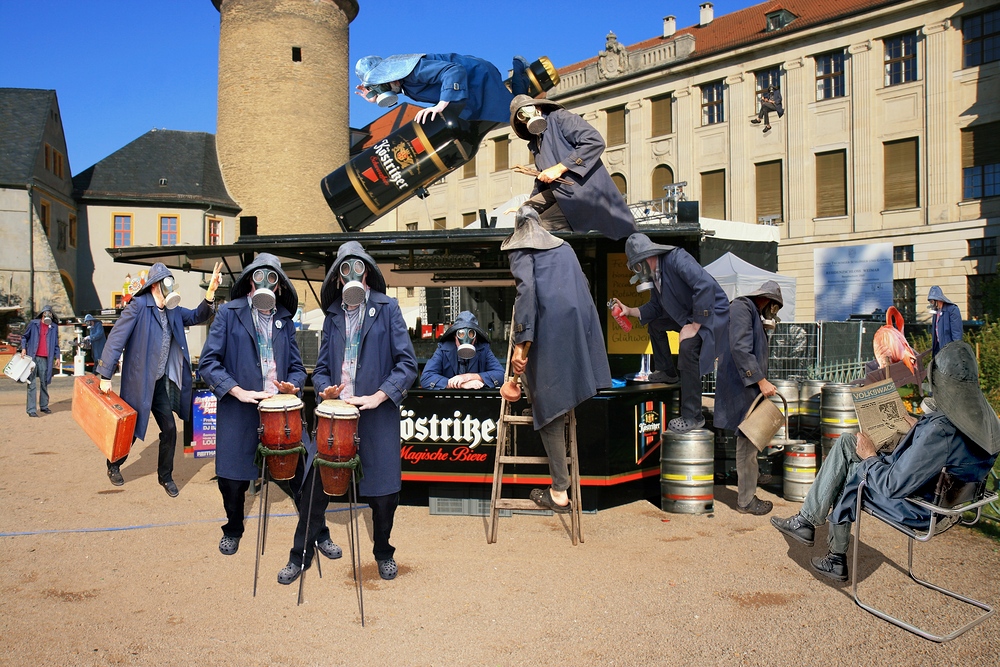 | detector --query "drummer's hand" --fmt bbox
[319,384,344,400]
[272,380,298,395]
[346,390,387,411]
[460,378,485,390]
[99,378,112,394]
[757,378,777,397]
[230,386,270,404]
